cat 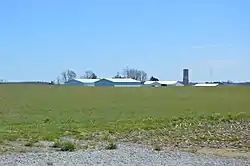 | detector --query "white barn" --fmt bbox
[158,81,184,86]
[143,81,162,87]
[194,83,219,87]
[95,78,141,87]
[143,80,184,86]
[64,79,99,86]
[64,78,142,87]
